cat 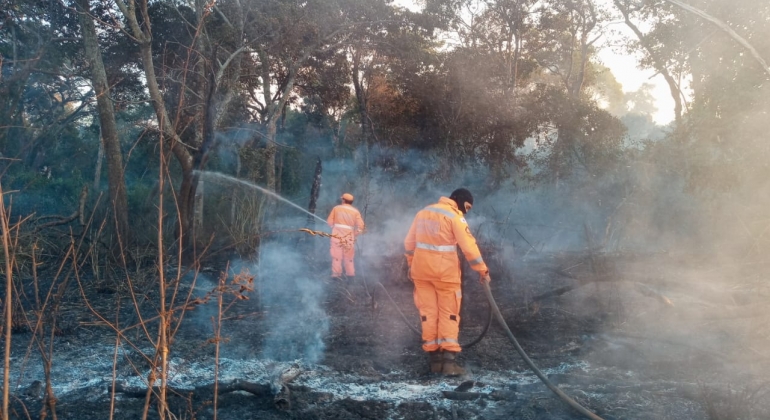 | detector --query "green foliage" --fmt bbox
[0,0,83,158]
[524,86,627,181]
[4,0,765,254]
[196,179,267,255]
[279,148,303,197]
[5,166,85,216]
[126,183,155,216]
[239,146,269,185]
